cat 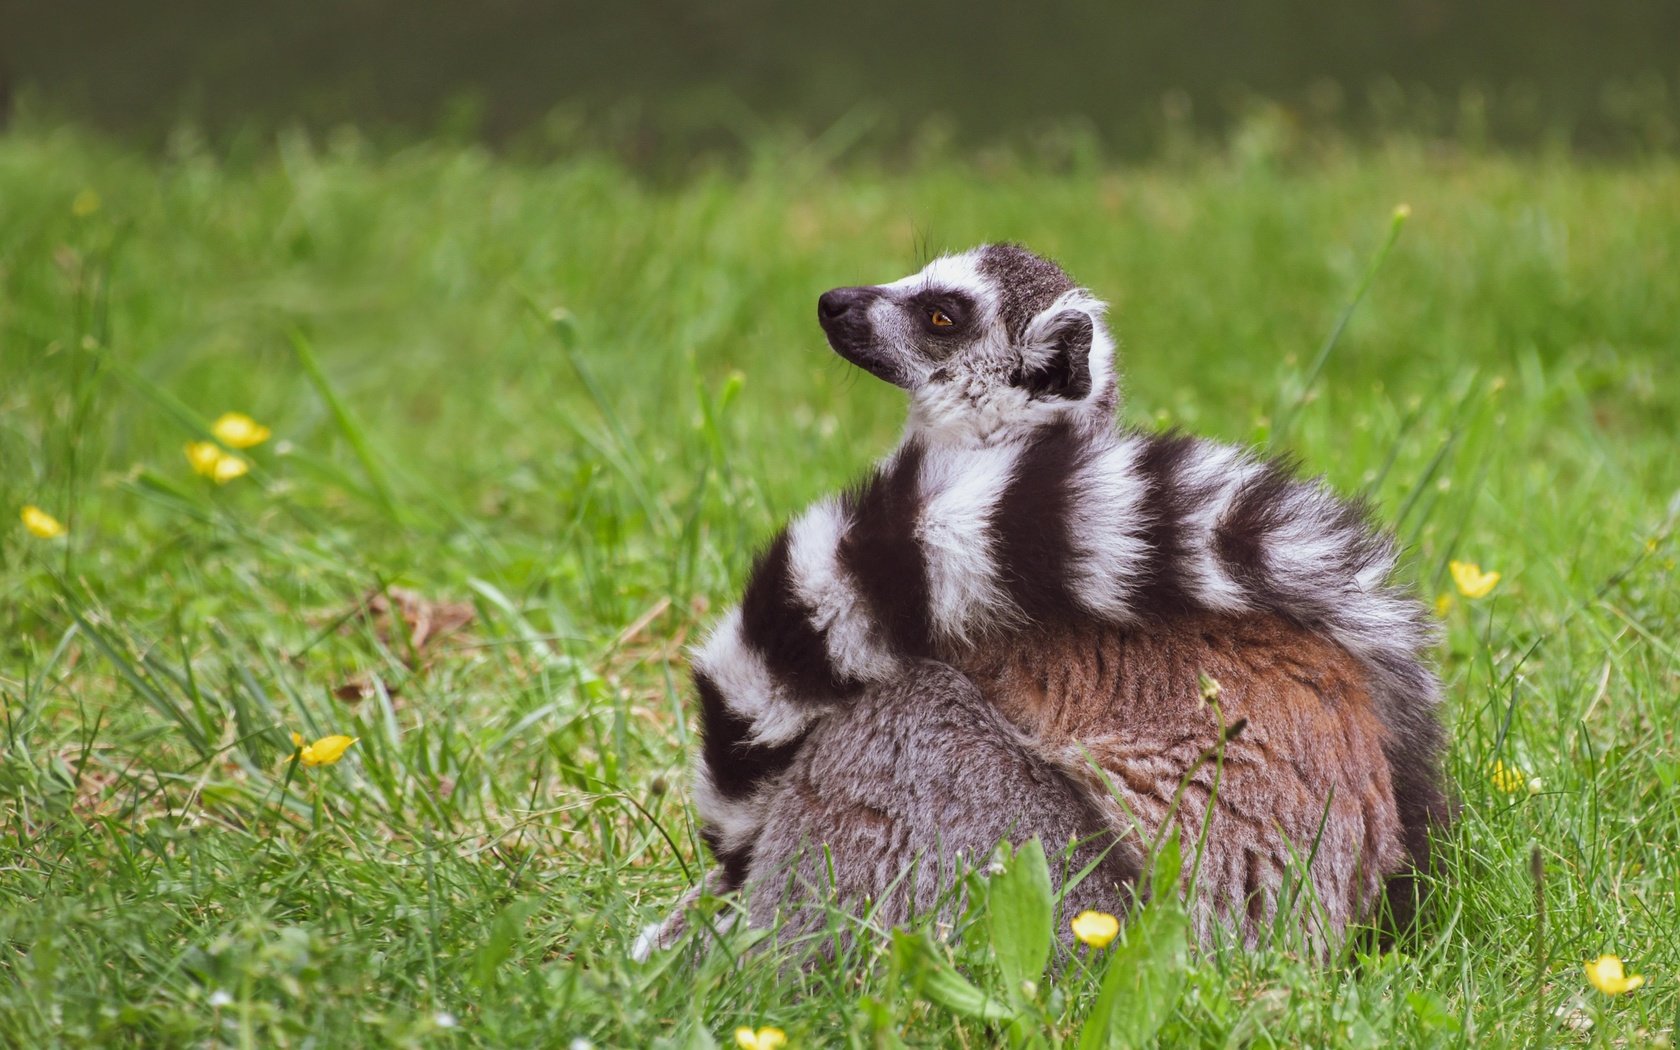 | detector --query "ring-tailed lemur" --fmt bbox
[655,244,1447,952]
